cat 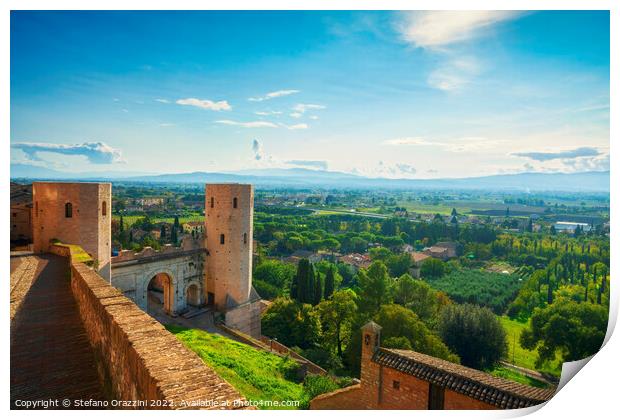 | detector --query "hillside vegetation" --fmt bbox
[166,326,343,409]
